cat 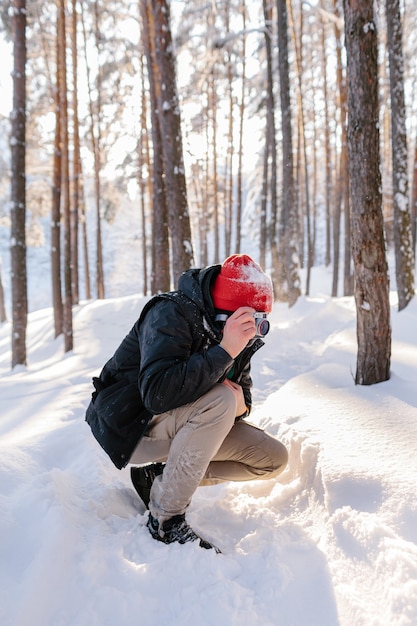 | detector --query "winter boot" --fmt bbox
[147,513,221,553]
[130,463,165,509]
